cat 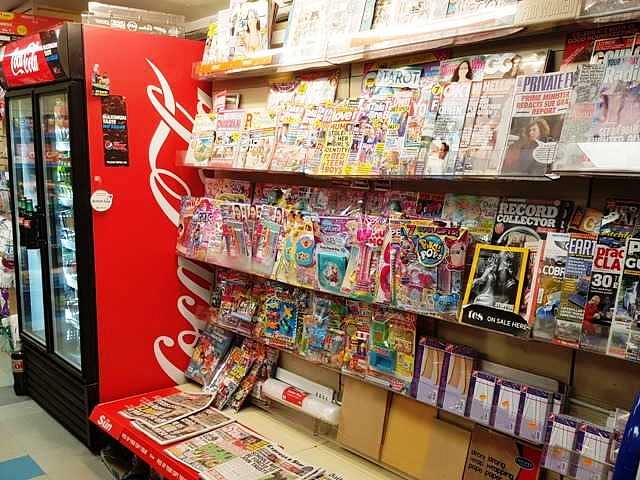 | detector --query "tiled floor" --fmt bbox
[0,352,401,480]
